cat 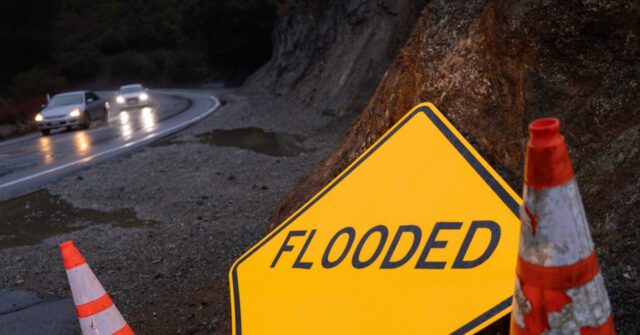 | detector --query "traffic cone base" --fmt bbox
[512,272,612,333]
[78,305,133,335]
[60,241,135,335]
